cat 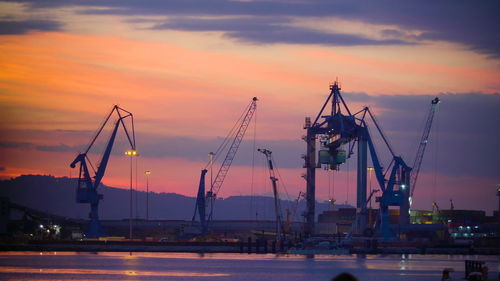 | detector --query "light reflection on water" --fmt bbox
[0,252,498,281]
[0,266,229,277]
